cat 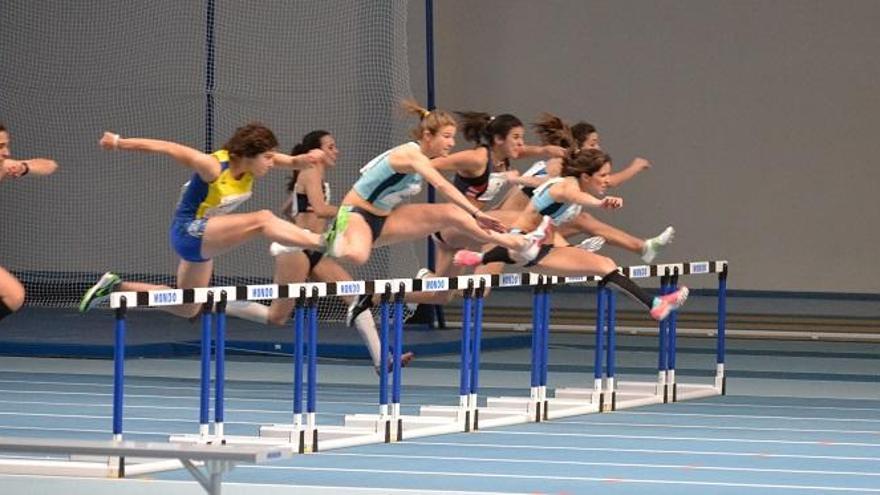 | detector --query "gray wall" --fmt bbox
[409,0,880,293]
